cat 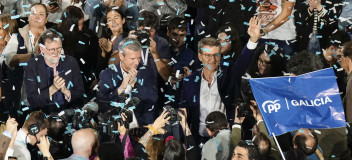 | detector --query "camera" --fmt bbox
[135,29,150,46]
[236,101,254,117]
[163,105,184,121]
